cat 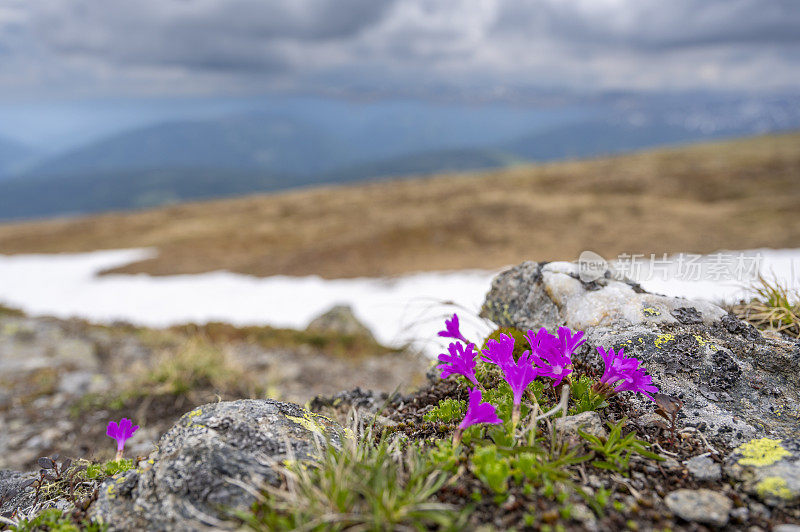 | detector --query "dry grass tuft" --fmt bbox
[732,276,800,338]
[145,336,262,396]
